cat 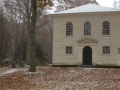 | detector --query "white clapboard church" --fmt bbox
[51,4,120,66]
